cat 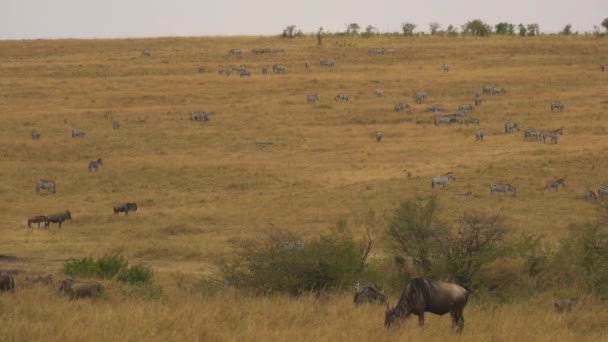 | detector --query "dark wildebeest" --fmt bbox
[28,215,47,228]
[45,211,71,229]
[554,298,578,313]
[354,286,387,304]
[59,279,103,300]
[583,189,597,201]
[0,273,16,292]
[113,202,138,215]
[385,278,469,332]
